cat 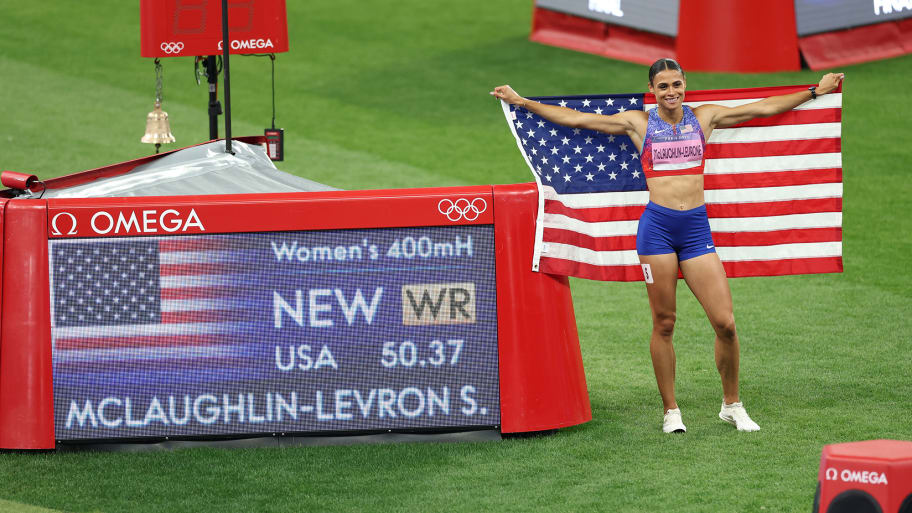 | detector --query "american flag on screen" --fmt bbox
[499,85,843,281]
[50,237,256,370]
